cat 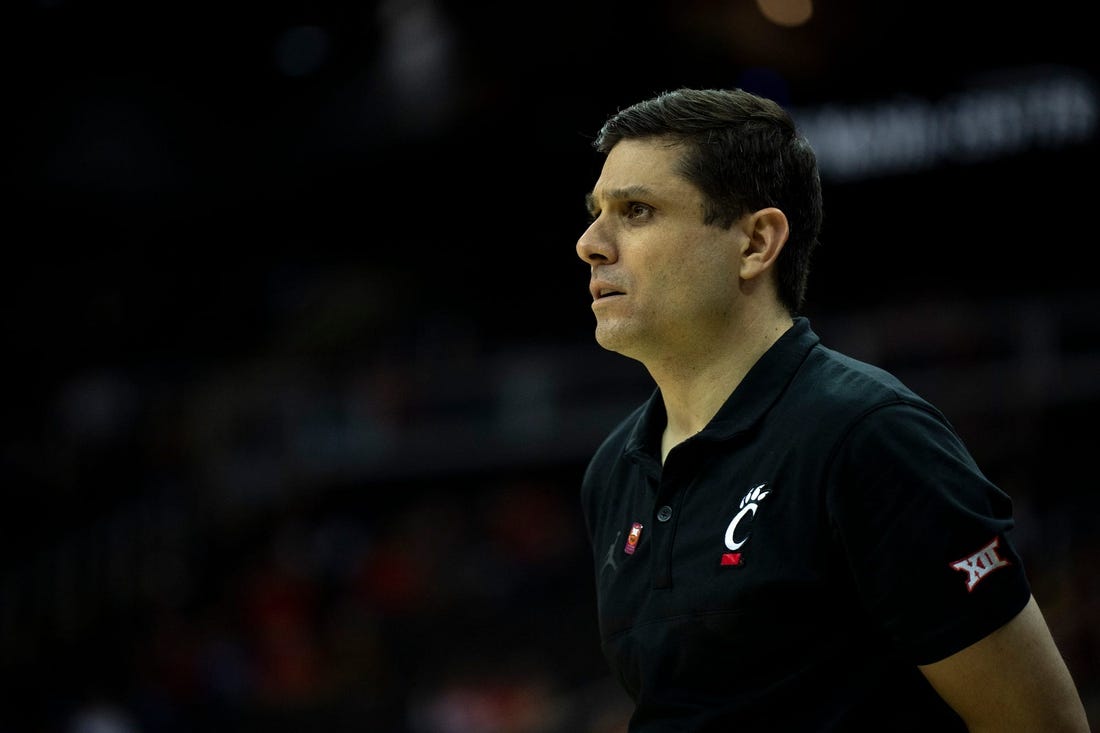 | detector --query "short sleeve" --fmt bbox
[827,401,1032,665]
